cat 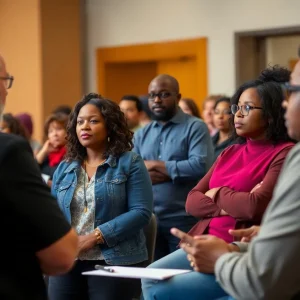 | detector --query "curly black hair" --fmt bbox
[65,93,133,161]
[230,66,292,144]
